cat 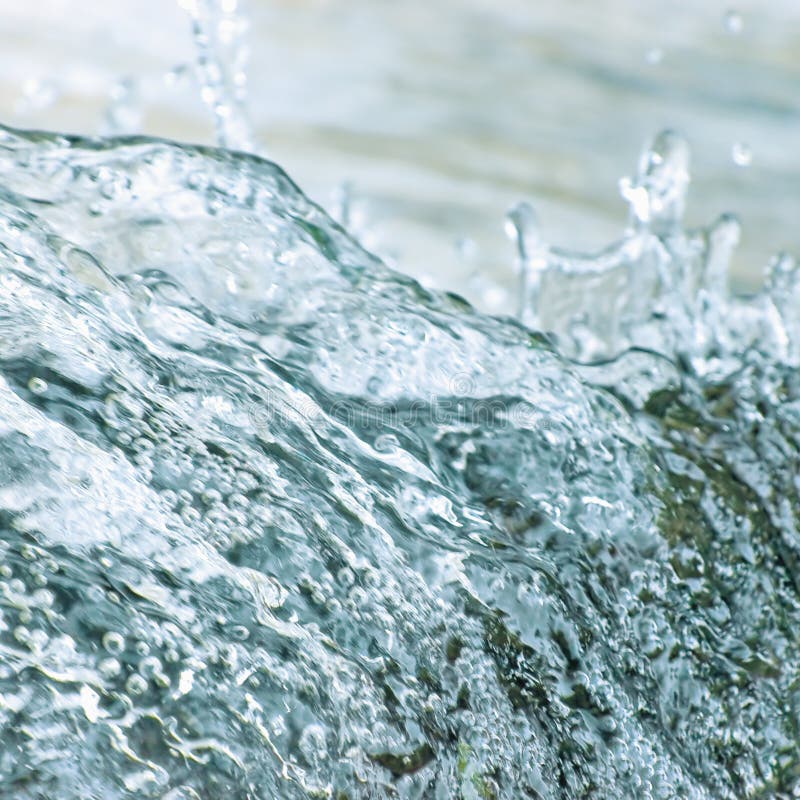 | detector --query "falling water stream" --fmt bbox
[1,3,800,799]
